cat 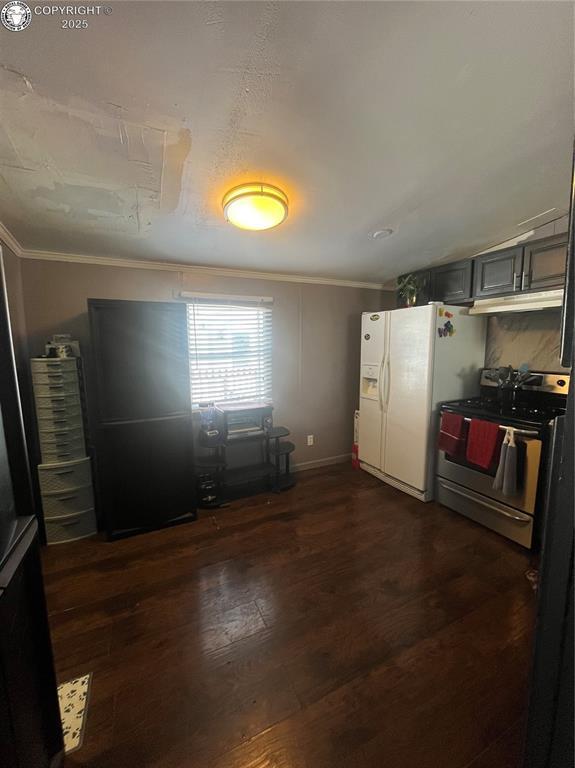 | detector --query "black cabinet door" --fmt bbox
[522,234,568,292]
[97,418,196,534]
[89,300,191,423]
[431,259,473,303]
[473,246,523,298]
[88,299,196,539]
